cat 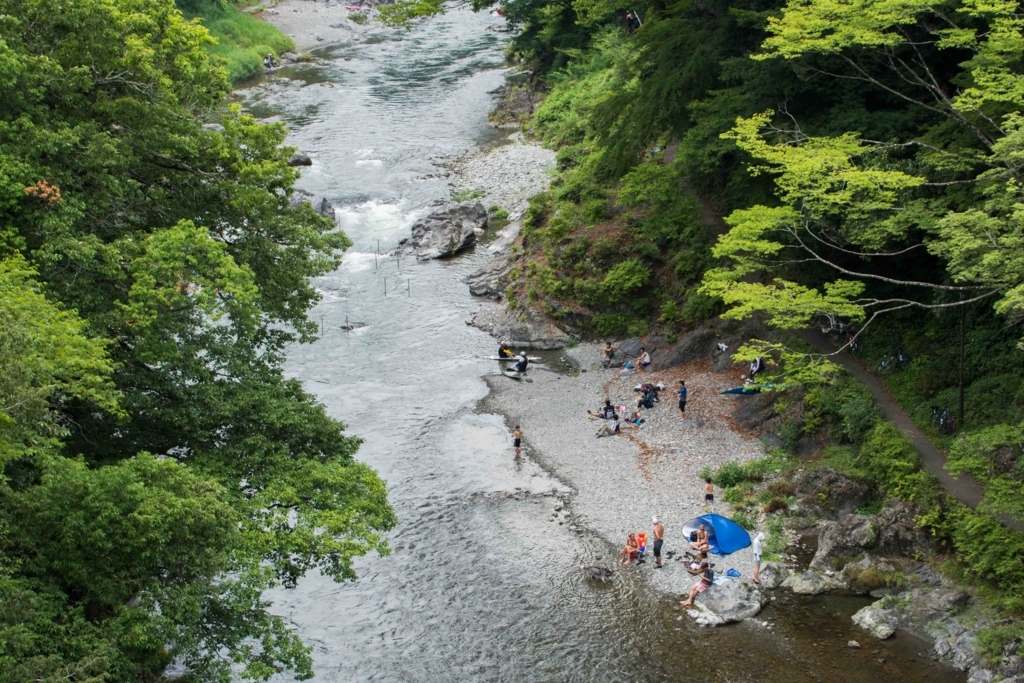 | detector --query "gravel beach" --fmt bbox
[479,344,767,598]
[259,0,376,53]
[448,132,555,217]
